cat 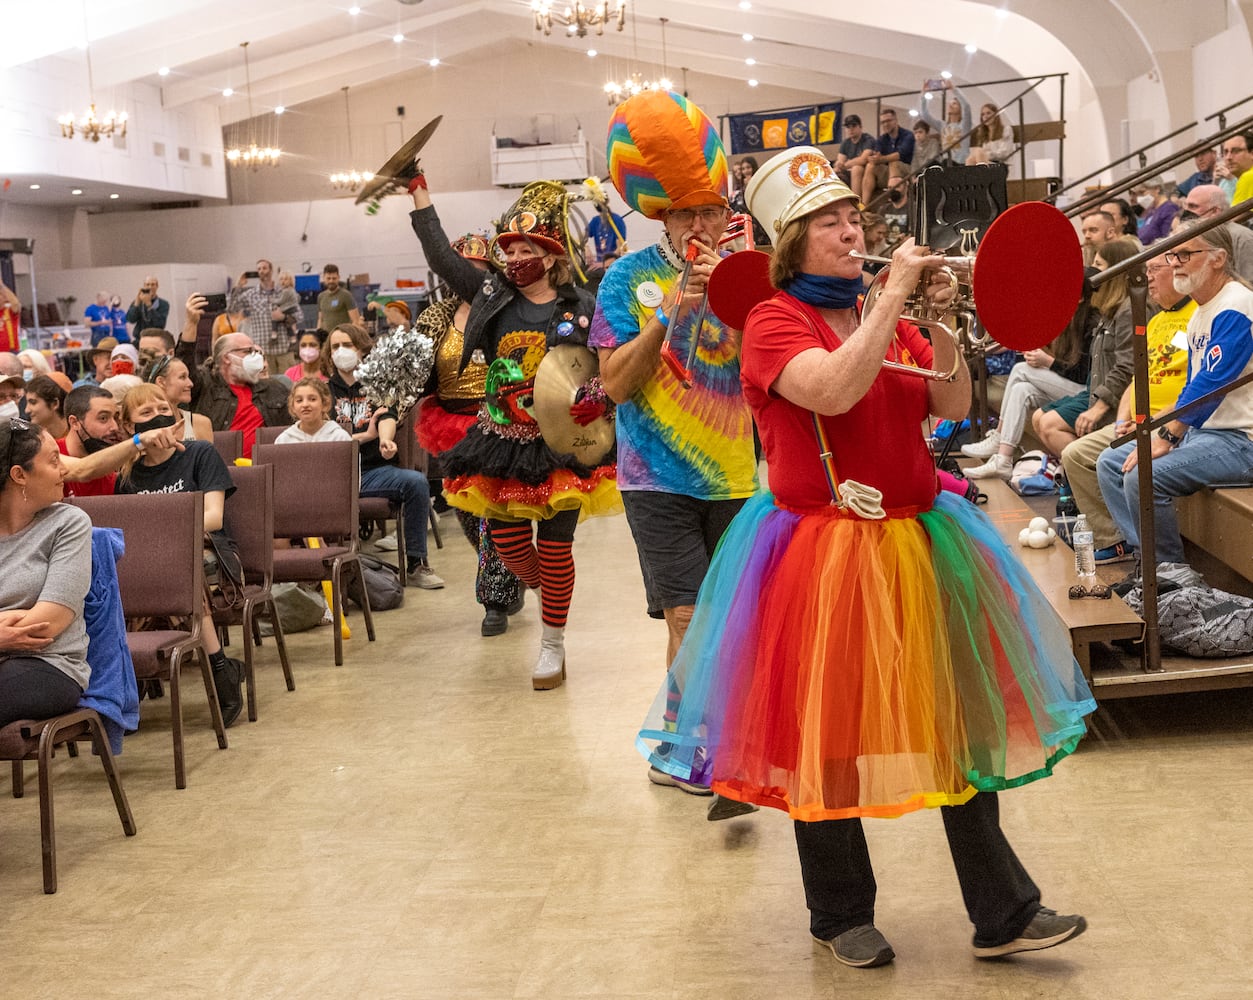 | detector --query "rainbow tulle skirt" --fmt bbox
[637,491,1097,822]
